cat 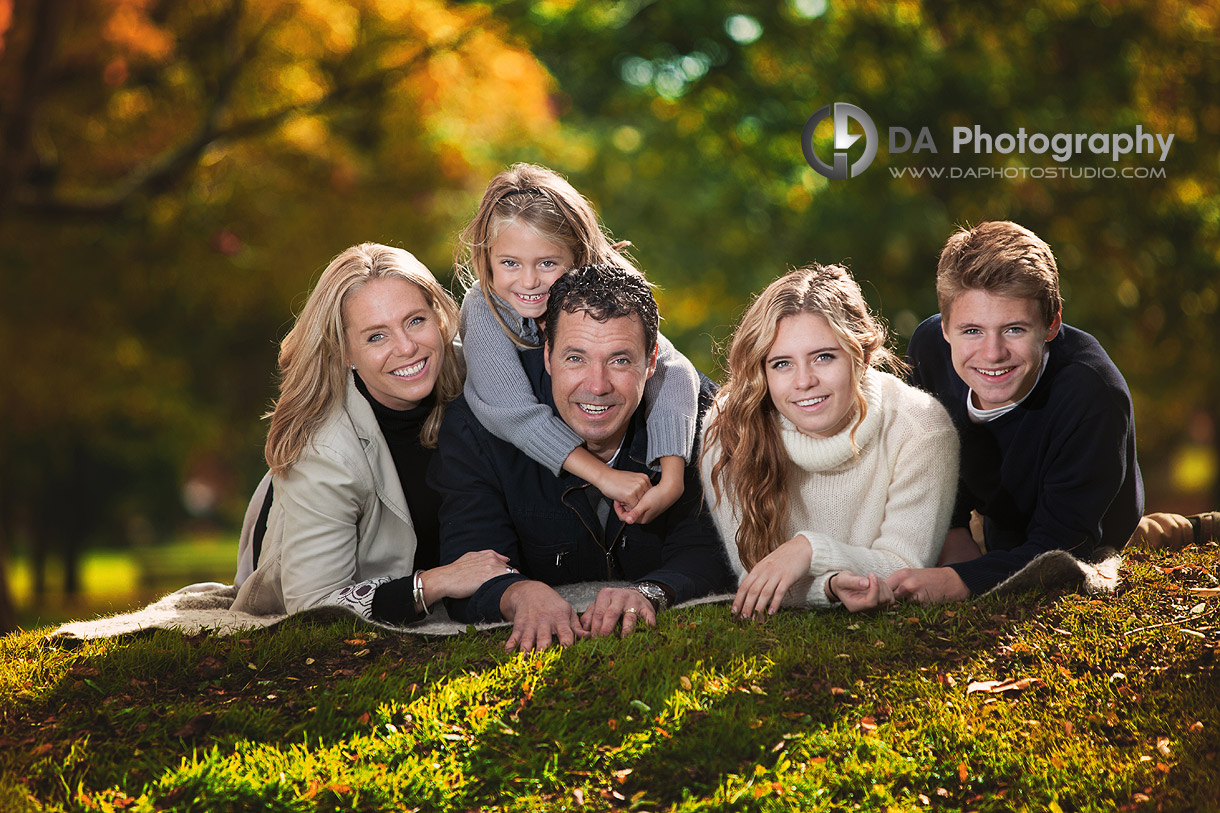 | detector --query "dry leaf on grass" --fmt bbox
[966,677,1044,695]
